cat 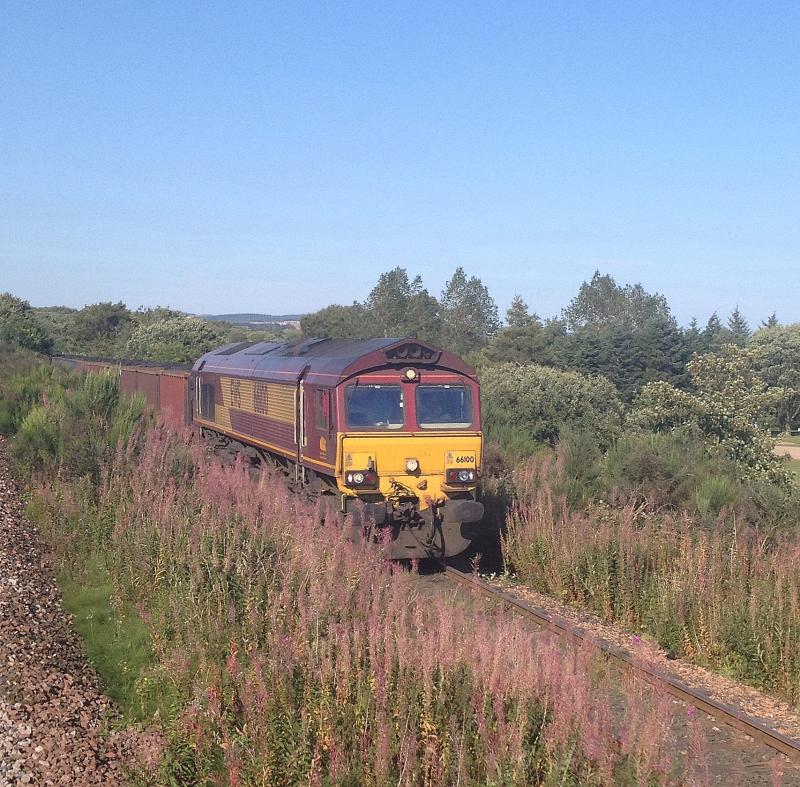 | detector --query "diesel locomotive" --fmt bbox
[58,337,485,559]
